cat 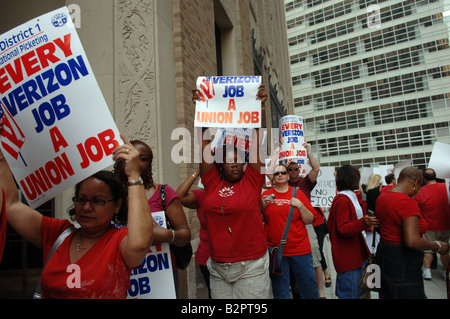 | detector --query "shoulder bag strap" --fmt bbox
[33,226,76,299]
[160,184,171,229]
[279,187,297,248]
